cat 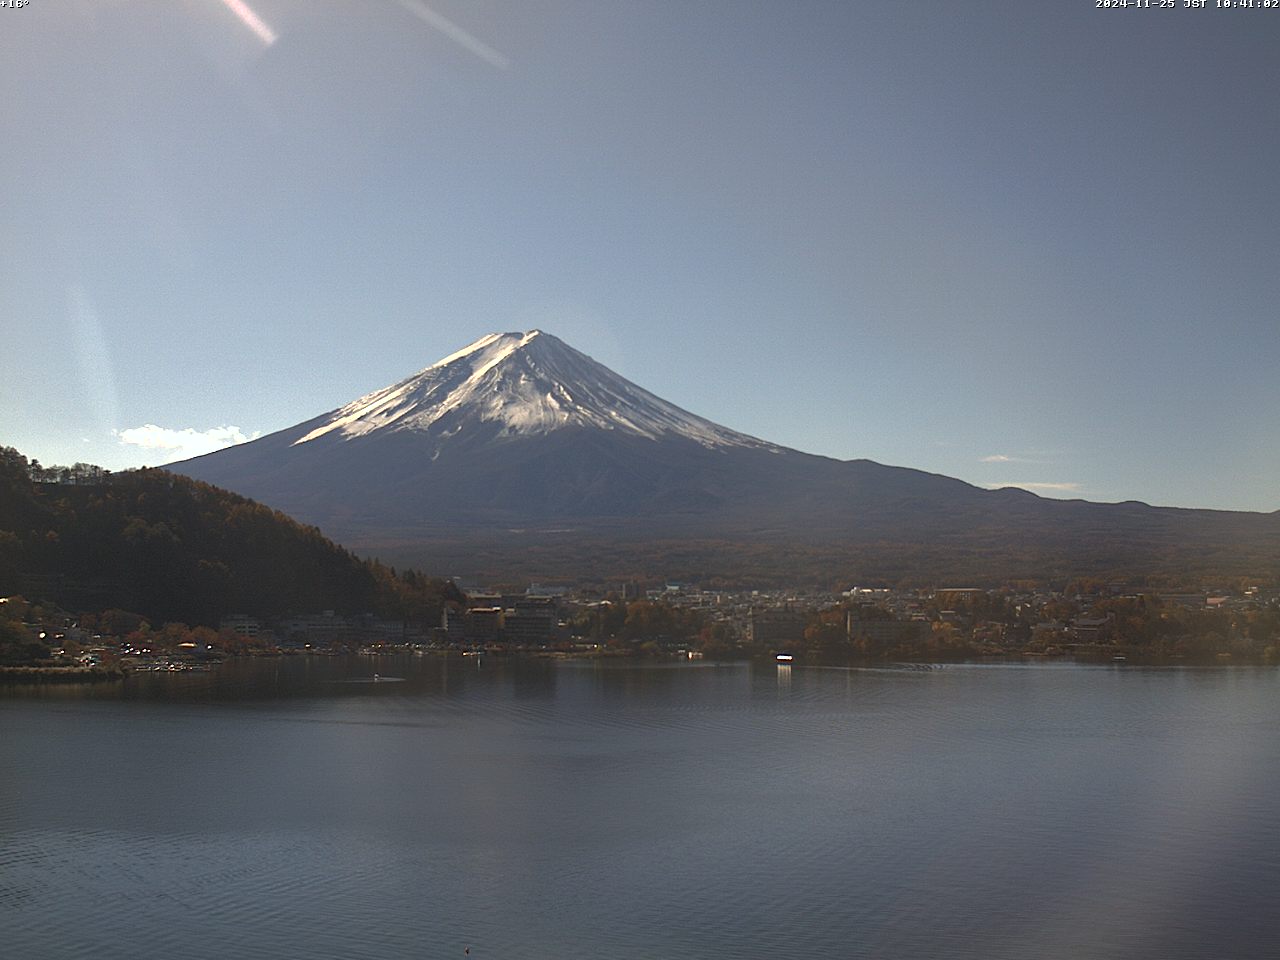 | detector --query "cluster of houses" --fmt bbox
[581,580,1278,652]
[215,592,565,649]
[9,578,1274,665]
